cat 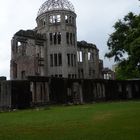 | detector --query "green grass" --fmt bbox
[0,101,140,140]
